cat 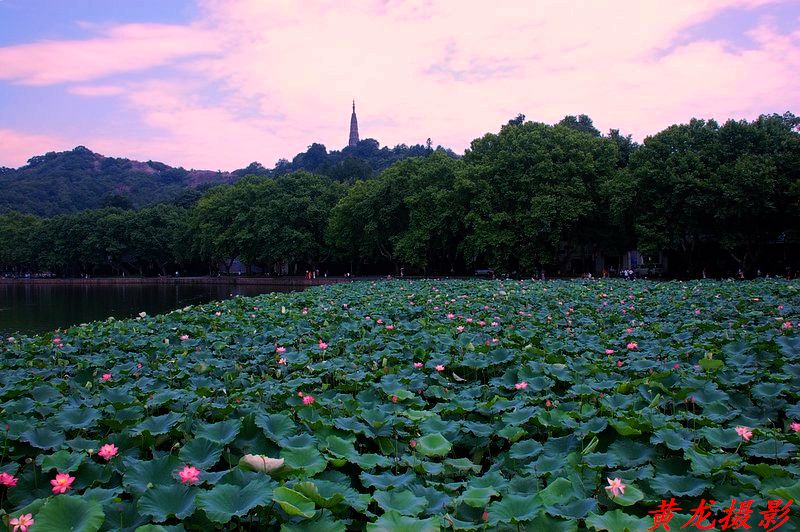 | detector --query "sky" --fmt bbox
[0,0,798,170]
